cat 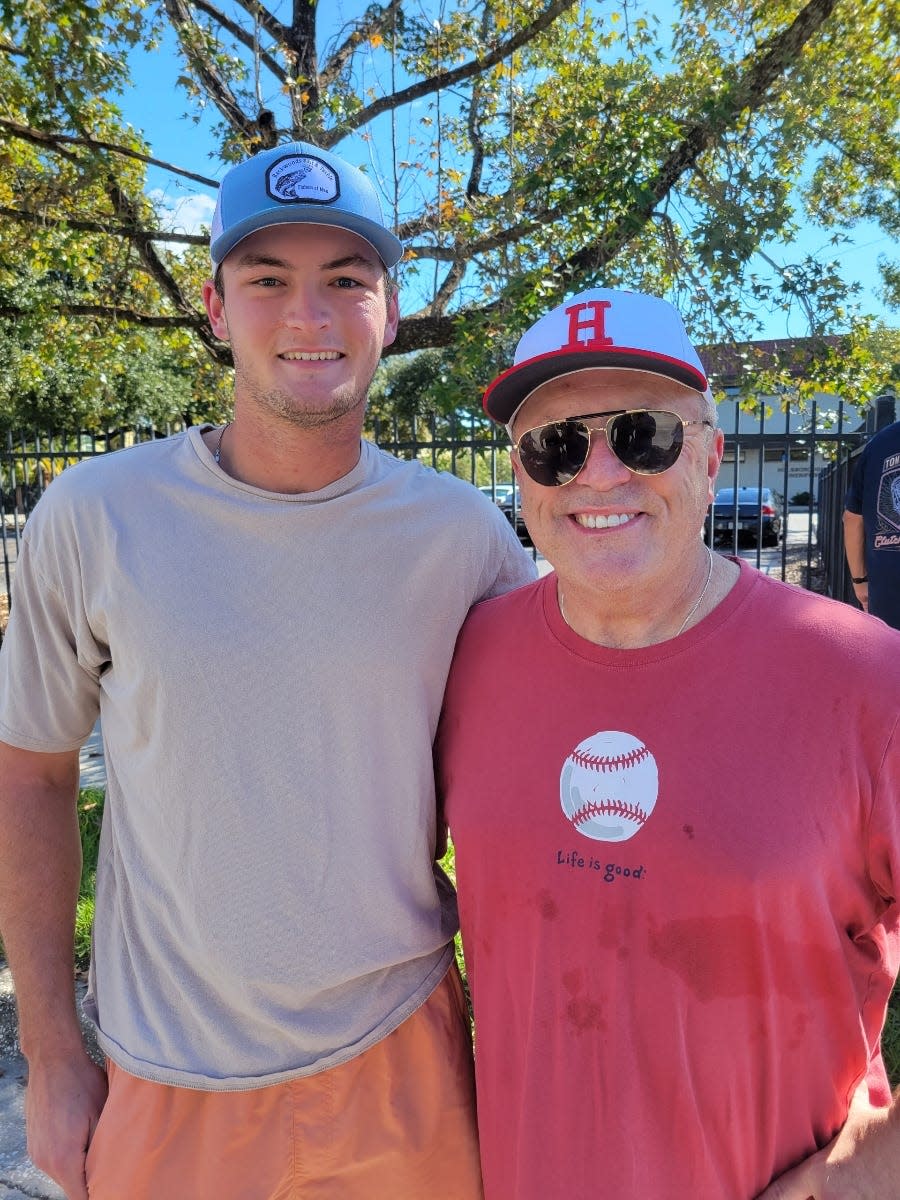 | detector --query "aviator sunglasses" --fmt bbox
[513,409,715,487]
